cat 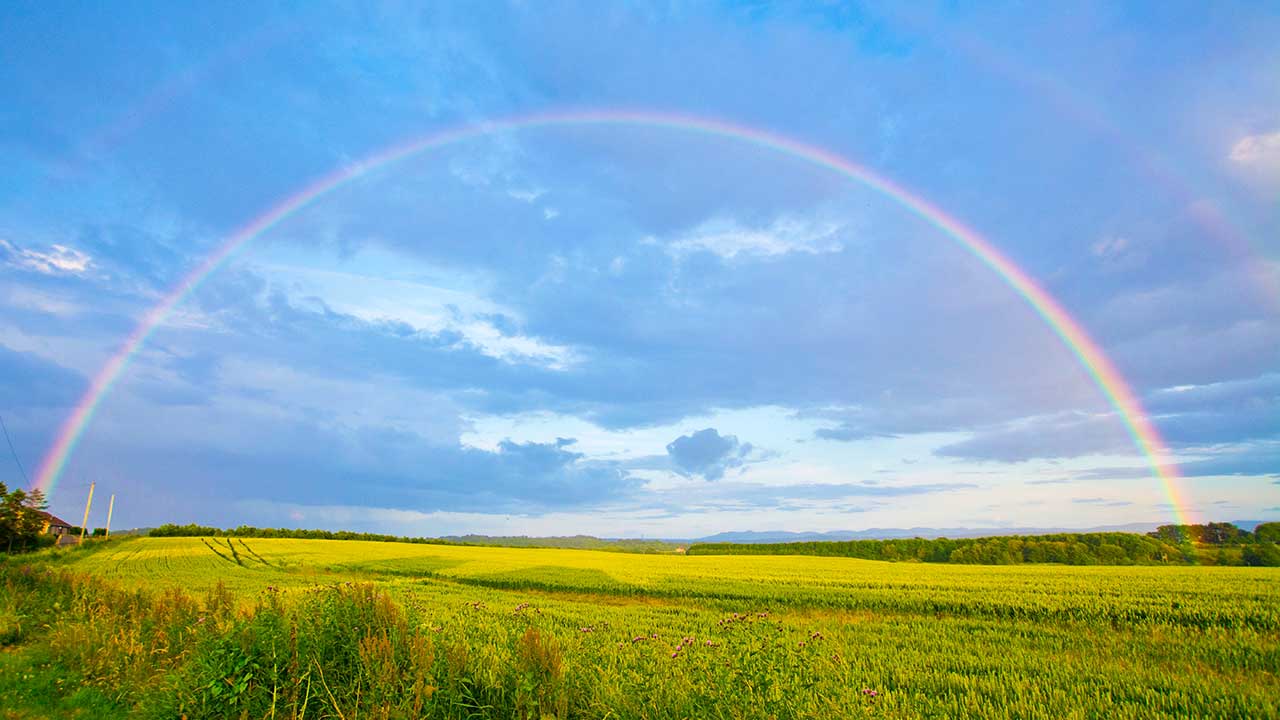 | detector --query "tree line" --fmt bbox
[148,523,452,546]
[686,523,1280,566]
[147,525,678,552]
[1149,522,1278,544]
